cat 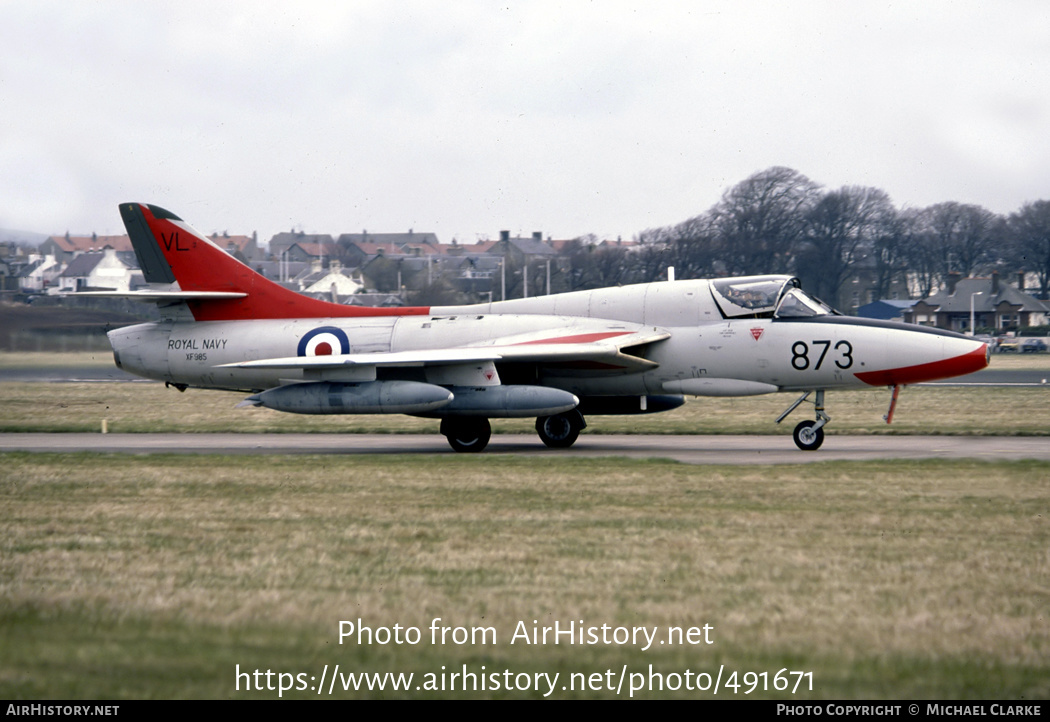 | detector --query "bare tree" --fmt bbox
[540,169,1027,307]
[796,186,897,308]
[638,213,721,281]
[900,208,941,299]
[869,208,911,301]
[407,276,470,306]
[551,236,635,291]
[708,167,821,276]
[916,202,1000,280]
[632,229,676,283]
[1007,200,1050,299]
